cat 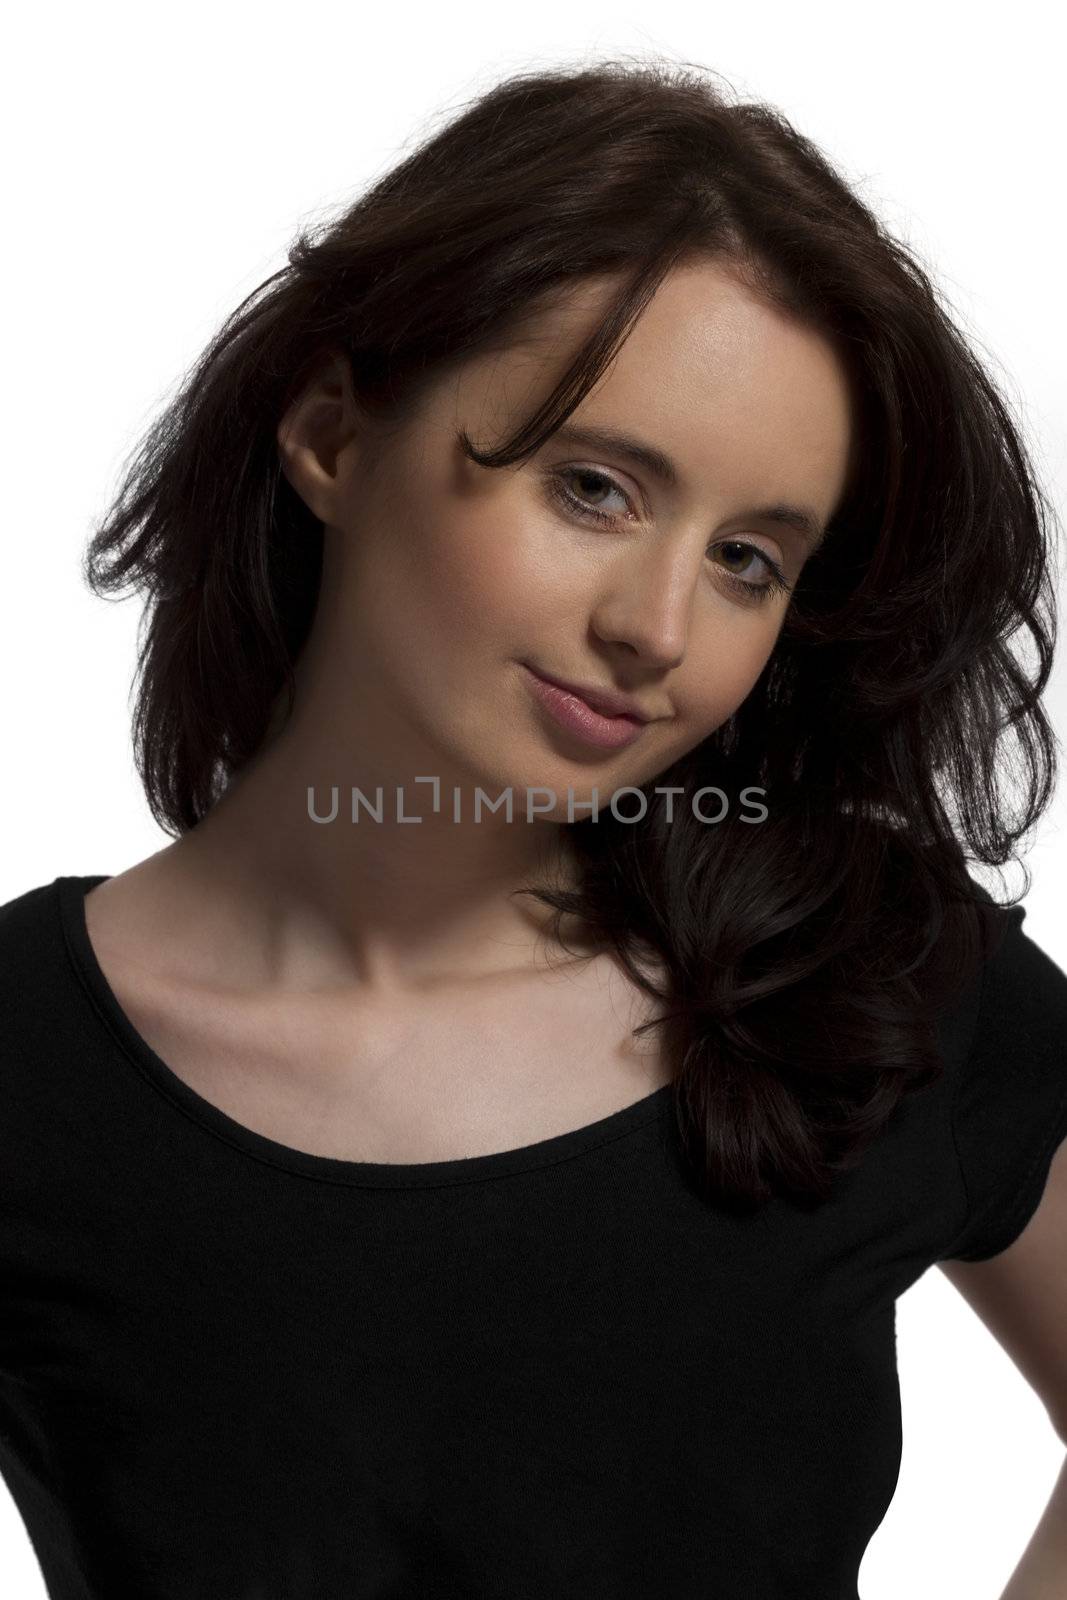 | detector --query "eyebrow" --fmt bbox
[549,423,828,550]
